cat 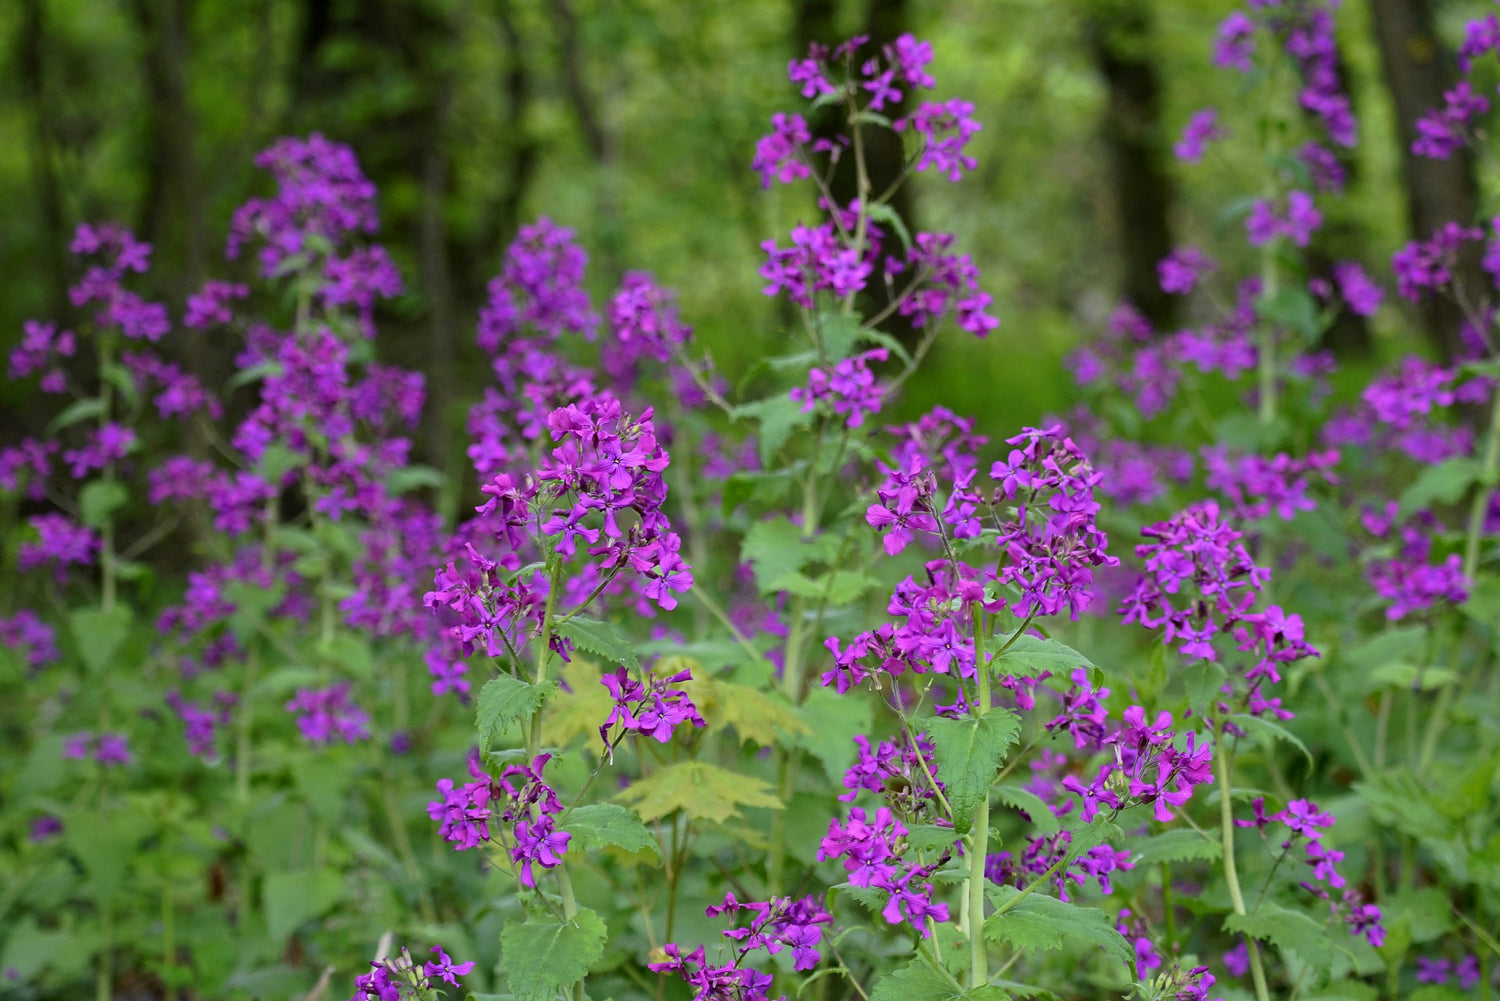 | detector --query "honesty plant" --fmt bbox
[3,8,1500,1001]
